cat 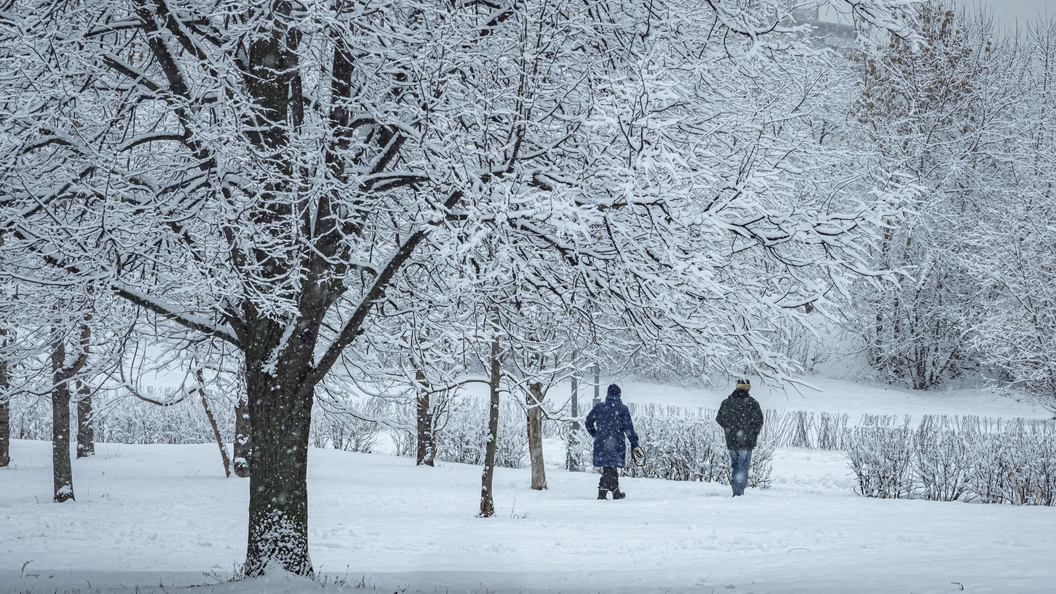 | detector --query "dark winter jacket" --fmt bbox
[715,389,764,450]
[585,385,639,468]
